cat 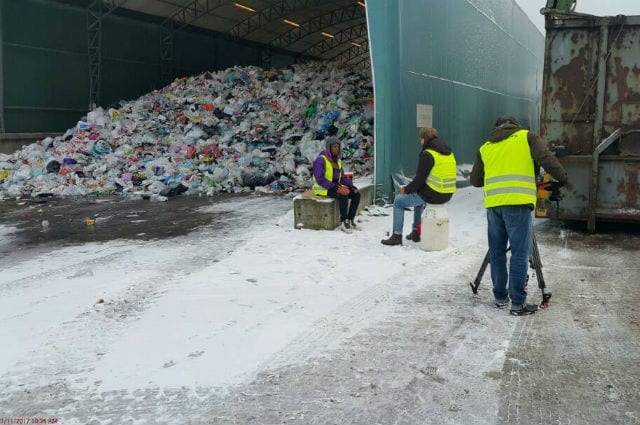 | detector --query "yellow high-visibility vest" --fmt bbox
[479,129,537,208]
[425,149,457,194]
[312,155,343,196]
